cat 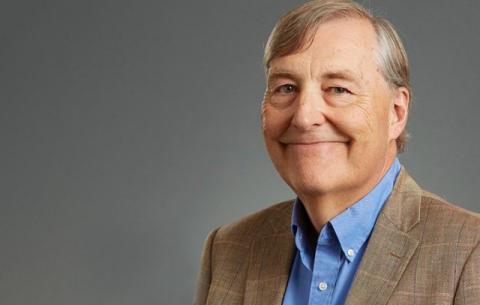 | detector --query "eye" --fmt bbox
[275,84,297,94]
[328,86,350,94]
